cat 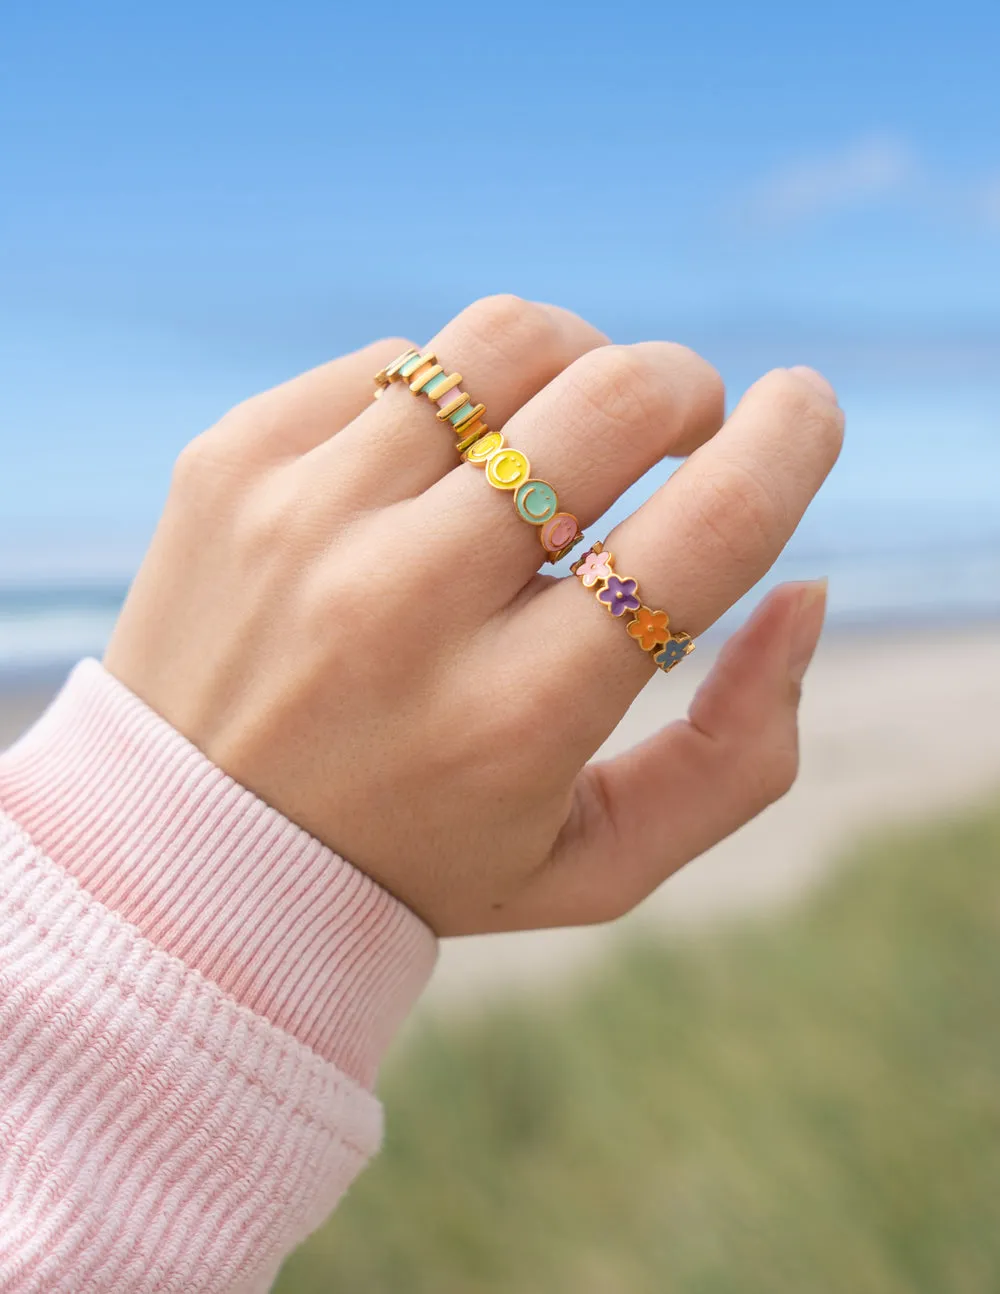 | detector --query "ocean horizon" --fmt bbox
[2,494,998,685]
[4,344,998,685]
